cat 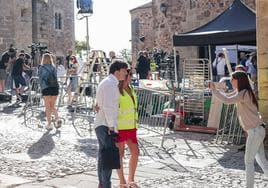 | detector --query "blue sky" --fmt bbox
[74,0,151,54]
